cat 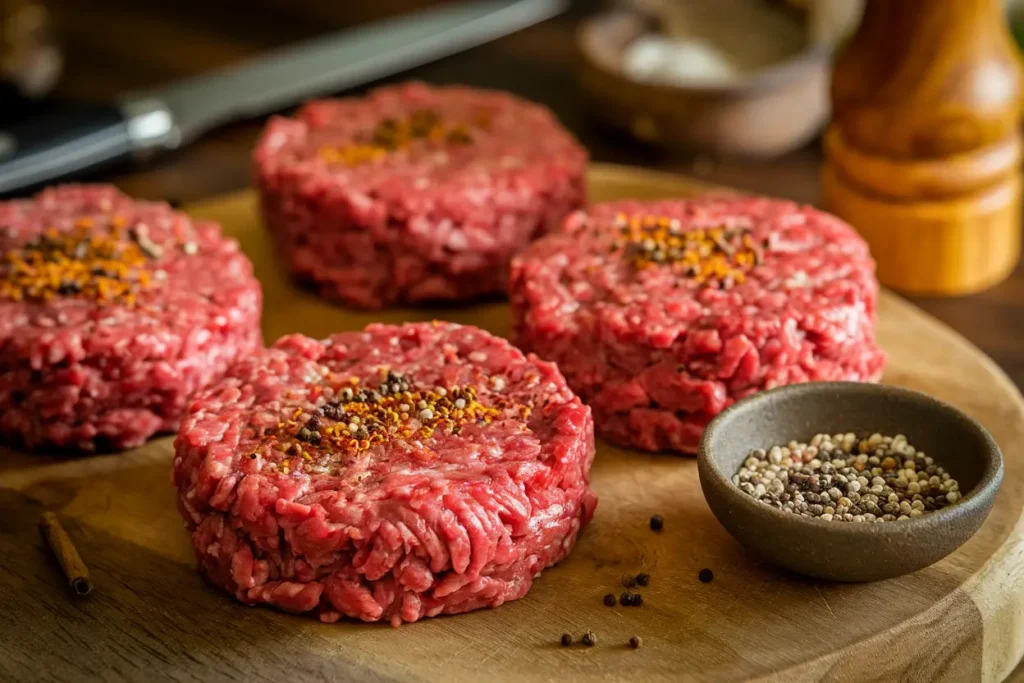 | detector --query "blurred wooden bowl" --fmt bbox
[578,10,831,157]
